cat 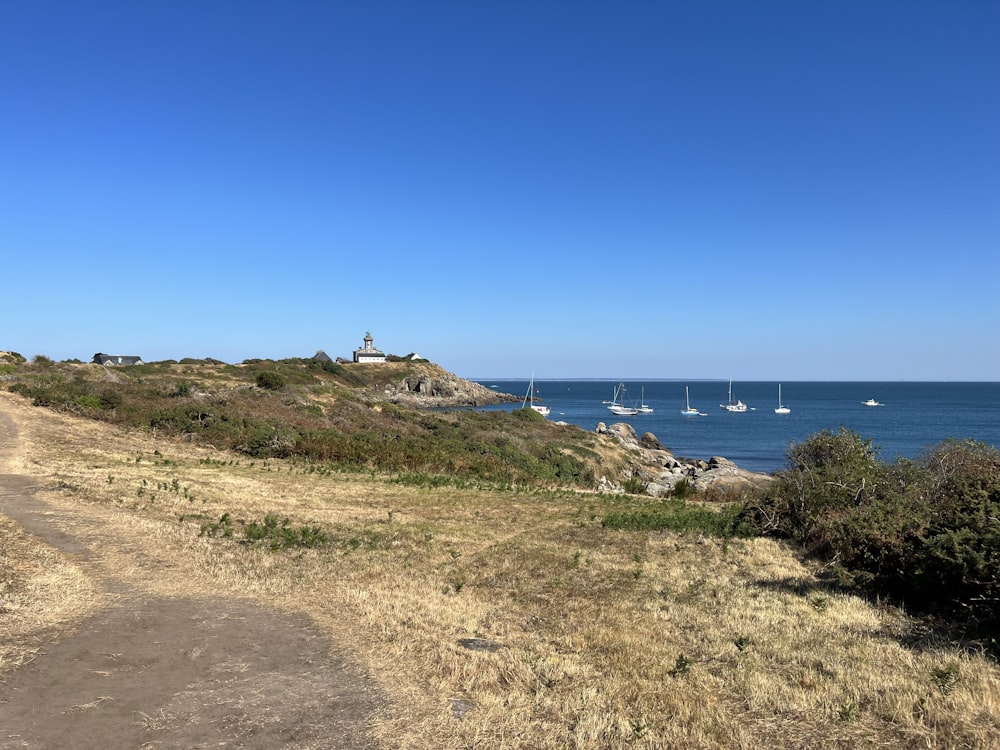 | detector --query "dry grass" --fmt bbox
[2,390,999,749]
[0,516,103,674]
